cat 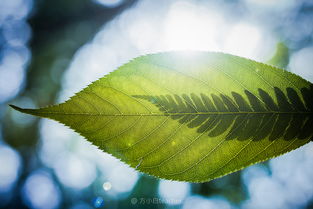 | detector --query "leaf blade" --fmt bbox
[11,52,313,182]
